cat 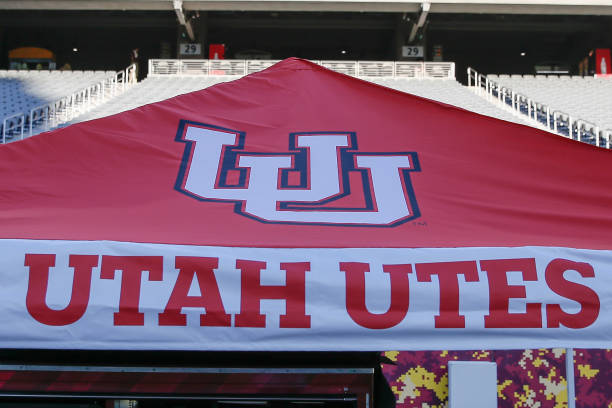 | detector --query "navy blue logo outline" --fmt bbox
[174,119,421,227]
